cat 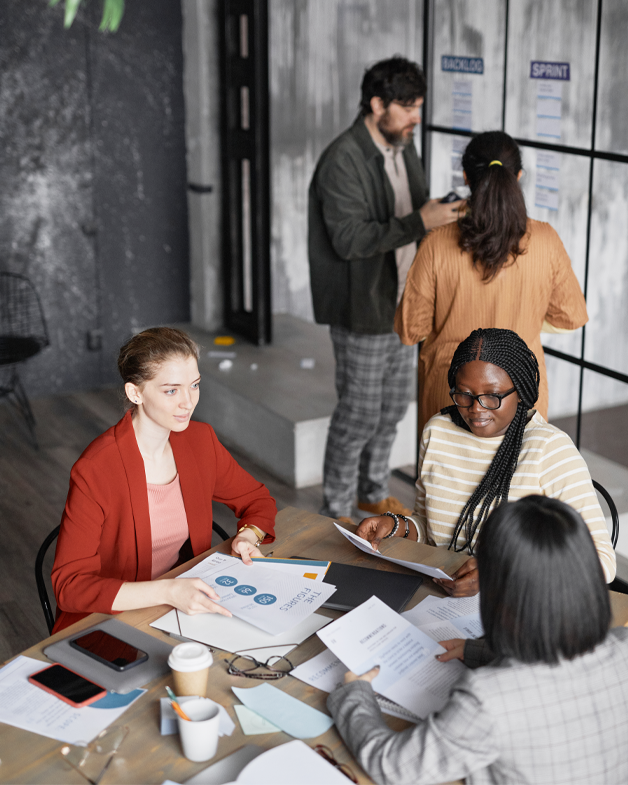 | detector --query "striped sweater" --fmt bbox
[414,412,616,582]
